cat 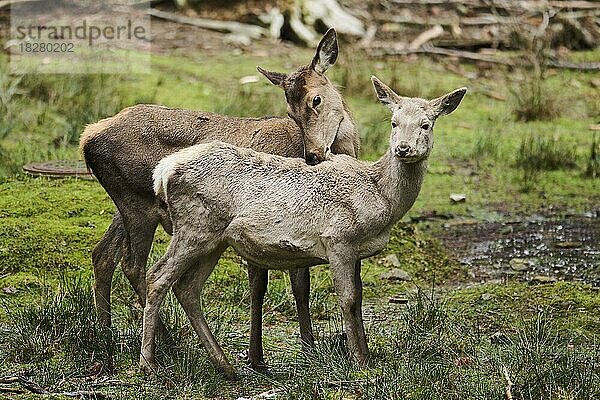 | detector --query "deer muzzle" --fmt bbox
[306,149,326,165]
